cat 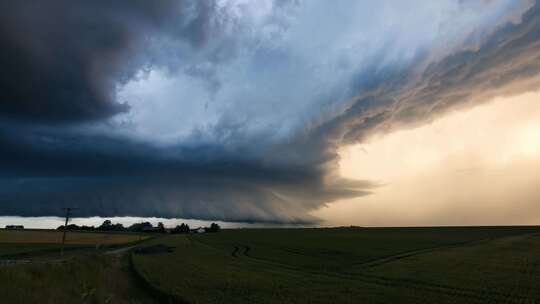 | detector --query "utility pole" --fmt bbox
[61,207,77,256]
[139,220,142,242]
